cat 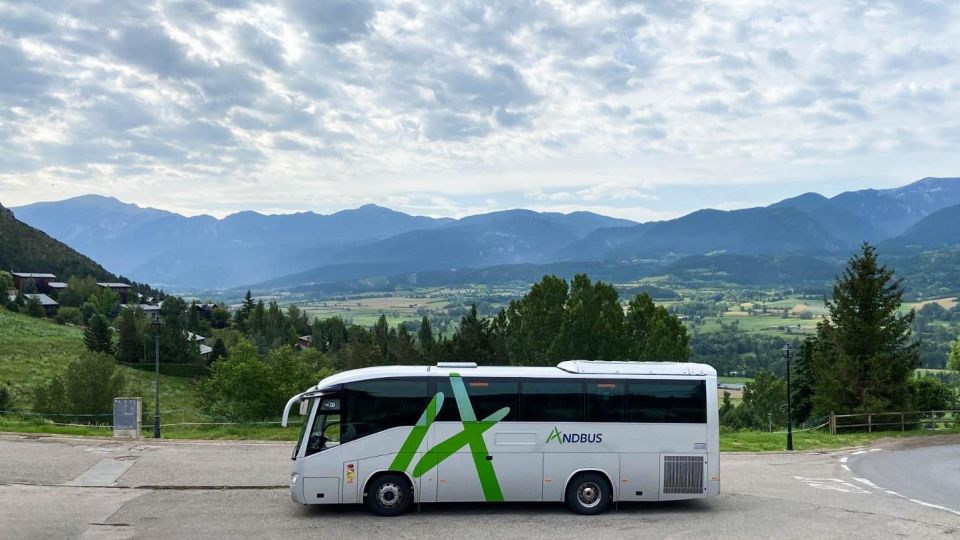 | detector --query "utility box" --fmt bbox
[113,397,142,438]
